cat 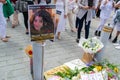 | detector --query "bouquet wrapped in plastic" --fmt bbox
[78,37,104,64]
[78,37,104,54]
